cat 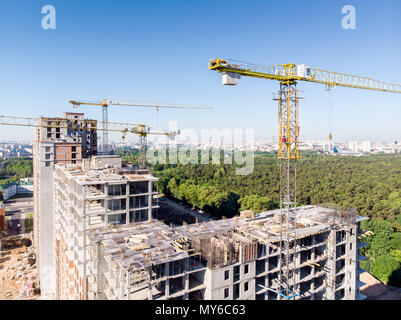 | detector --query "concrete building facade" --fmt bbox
[33,112,97,297]
[52,159,159,299]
